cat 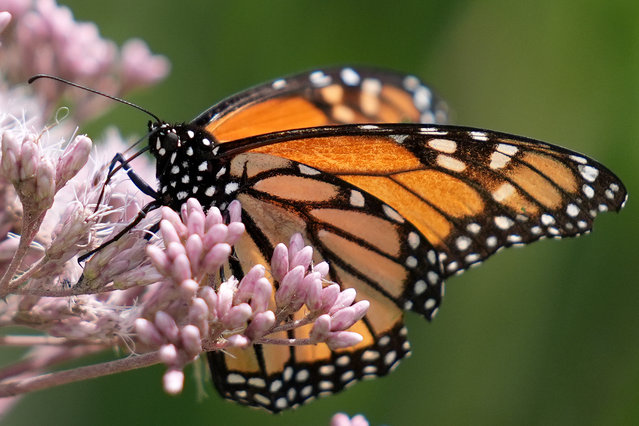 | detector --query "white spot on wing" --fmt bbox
[413,86,432,110]
[466,223,481,234]
[427,250,437,265]
[336,354,350,365]
[296,369,309,382]
[384,350,397,366]
[496,143,519,155]
[569,154,587,164]
[227,373,246,384]
[494,216,514,229]
[424,298,436,310]
[362,350,380,361]
[319,365,335,375]
[361,78,382,94]
[382,205,404,223]
[455,236,472,251]
[391,134,409,143]
[340,67,360,86]
[225,182,239,194]
[567,203,580,217]
[248,377,266,388]
[403,75,420,90]
[465,253,481,263]
[299,164,320,175]
[350,190,365,207]
[541,213,556,226]
[490,151,511,169]
[436,154,466,172]
[582,184,595,198]
[272,78,286,89]
[253,393,270,406]
[428,138,457,153]
[492,182,516,201]
[578,164,599,182]
[309,70,332,87]
[470,131,488,141]
[414,280,427,295]
[419,127,448,135]
[407,232,420,249]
